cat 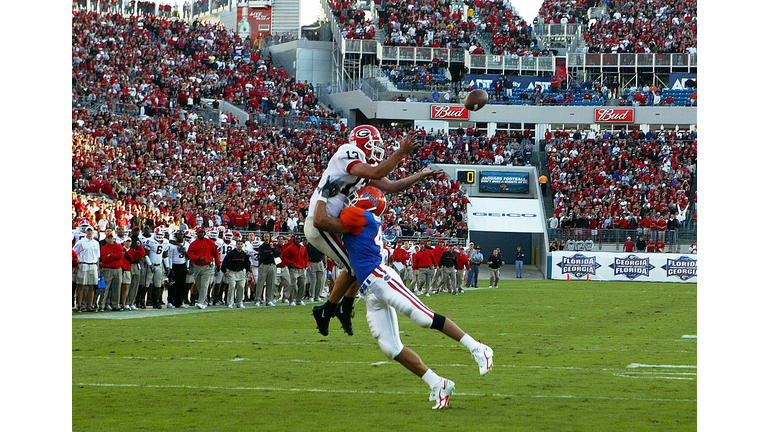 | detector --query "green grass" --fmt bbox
[72,280,696,431]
